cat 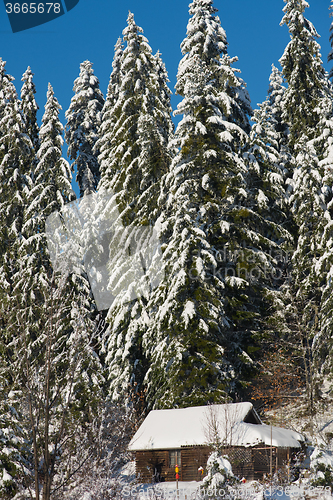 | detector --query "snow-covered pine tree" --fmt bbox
[0,62,32,317]
[245,110,292,355]
[265,64,290,178]
[267,64,289,143]
[263,73,333,410]
[2,83,106,499]
[245,67,307,392]
[0,59,15,292]
[12,83,76,342]
[279,1,332,230]
[247,66,289,230]
[314,2,333,176]
[20,66,39,173]
[97,12,173,218]
[0,58,14,127]
[96,13,174,410]
[247,63,293,277]
[308,68,333,386]
[276,1,333,408]
[29,83,100,367]
[280,0,327,148]
[136,0,290,410]
[265,64,294,207]
[65,61,104,197]
[154,50,174,133]
[0,60,32,250]
[328,0,333,79]
[95,37,124,184]
[294,137,325,343]
[0,62,34,498]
